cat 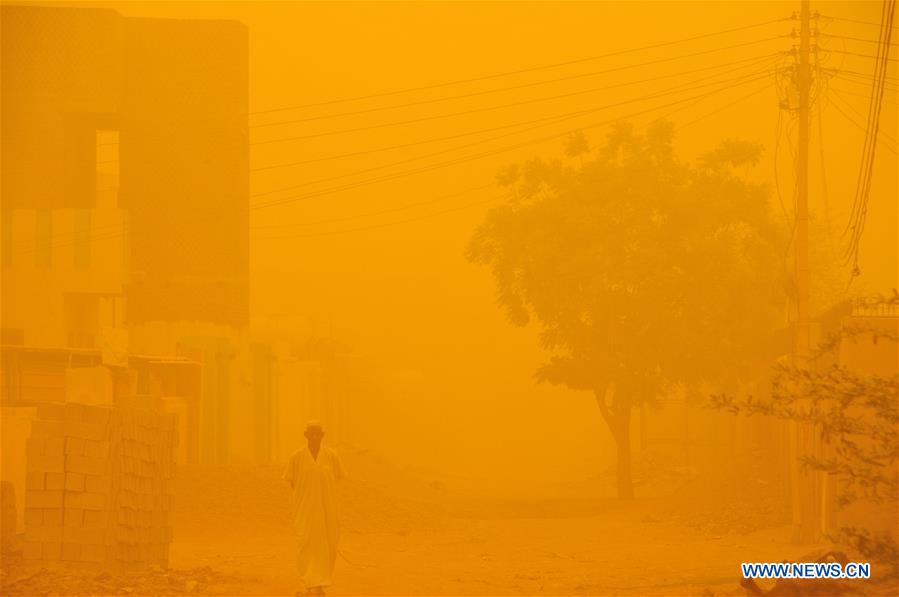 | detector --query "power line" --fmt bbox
[818,32,899,46]
[254,75,777,234]
[827,89,898,152]
[828,76,899,94]
[843,0,896,284]
[675,82,772,130]
[95,36,790,150]
[250,53,779,170]
[249,18,789,115]
[822,48,899,62]
[773,109,790,226]
[256,196,501,240]
[252,120,554,170]
[773,108,799,290]
[822,67,899,83]
[254,85,779,239]
[822,14,899,31]
[829,83,899,104]
[249,38,786,144]
[252,73,772,211]
[252,184,493,231]
[815,49,839,263]
[250,62,777,194]
[251,69,773,202]
[249,46,783,129]
[255,77,770,233]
